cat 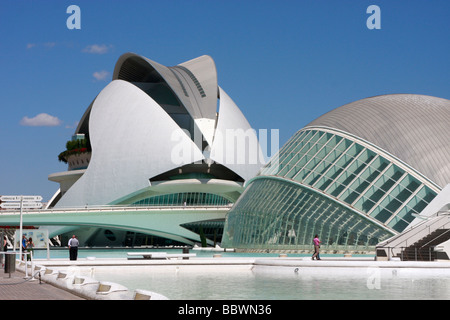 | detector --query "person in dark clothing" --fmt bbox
[68,235,79,260]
